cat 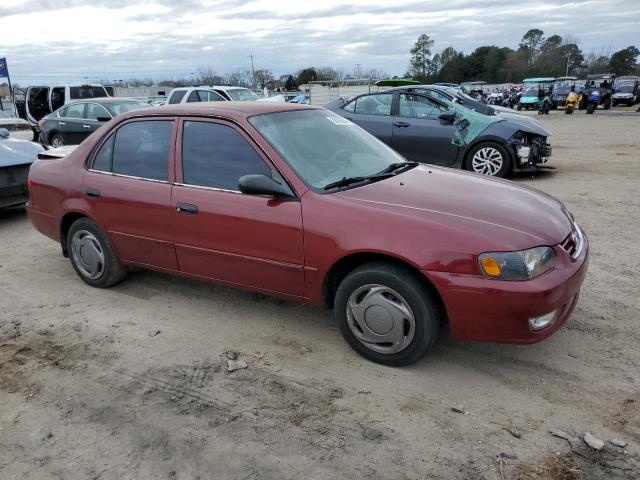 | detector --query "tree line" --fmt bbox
[408,30,640,84]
